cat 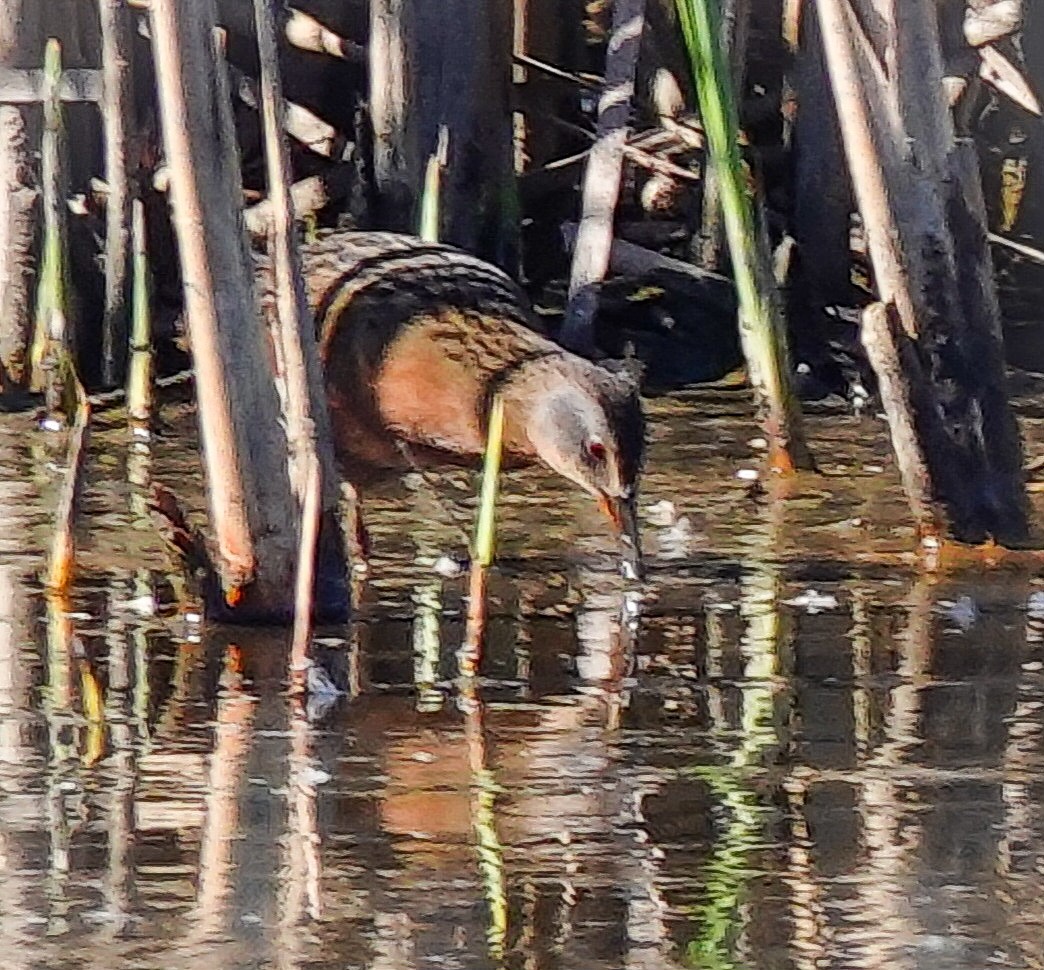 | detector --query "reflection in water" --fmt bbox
[191,645,257,942]
[681,487,787,970]
[460,682,507,961]
[0,395,1042,968]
